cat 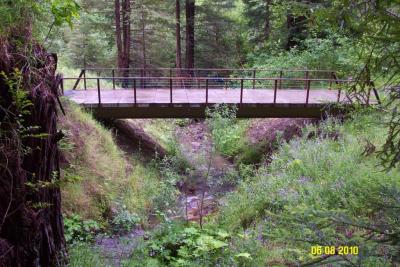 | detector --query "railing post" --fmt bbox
[240,79,244,104]
[337,84,342,103]
[83,69,87,90]
[72,69,85,90]
[143,68,146,89]
[134,78,137,104]
[273,79,278,104]
[279,70,283,89]
[367,87,371,105]
[60,77,64,95]
[170,78,173,105]
[370,81,381,105]
[329,72,334,90]
[206,79,209,104]
[112,69,116,90]
[252,69,256,89]
[306,80,311,105]
[140,69,144,89]
[304,70,309,90]
[97,78,101,107]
